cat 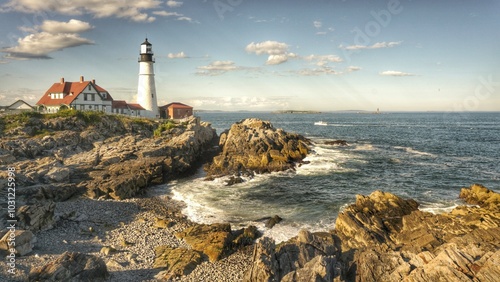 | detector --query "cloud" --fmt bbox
[313,21,322,28]
[339,41,402,50]
[1,0,161,22]
[1,19,94,60]
[379,70,416,77]
[245,41,289,56]
[196,61,241,76]
[303,54,342,66]
[153,10,182,17]
[166,0,183,7]
[40,19,93,33]
[167,51,187,58]
[347,66,362,72]
[187,96,291,110]
[246,41,297,65]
